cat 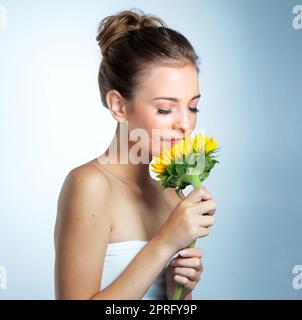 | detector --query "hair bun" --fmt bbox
[96,8,167,56]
